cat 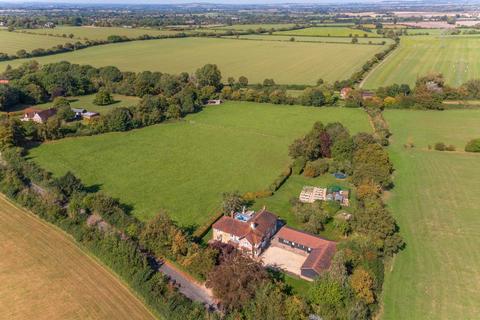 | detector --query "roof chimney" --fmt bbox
[250,222,256,230]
